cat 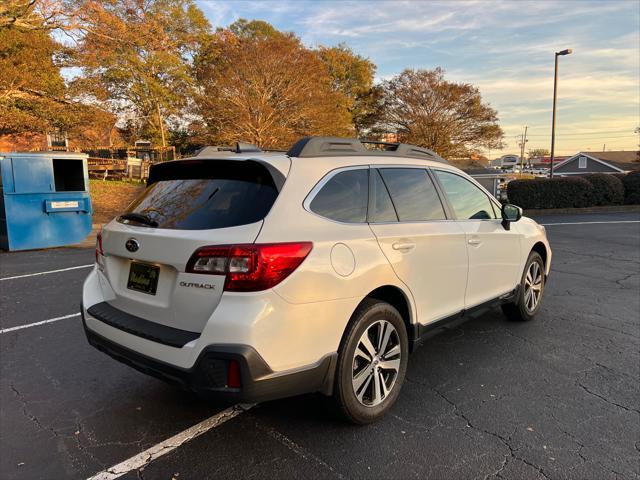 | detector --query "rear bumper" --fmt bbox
[81,309,336,402]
